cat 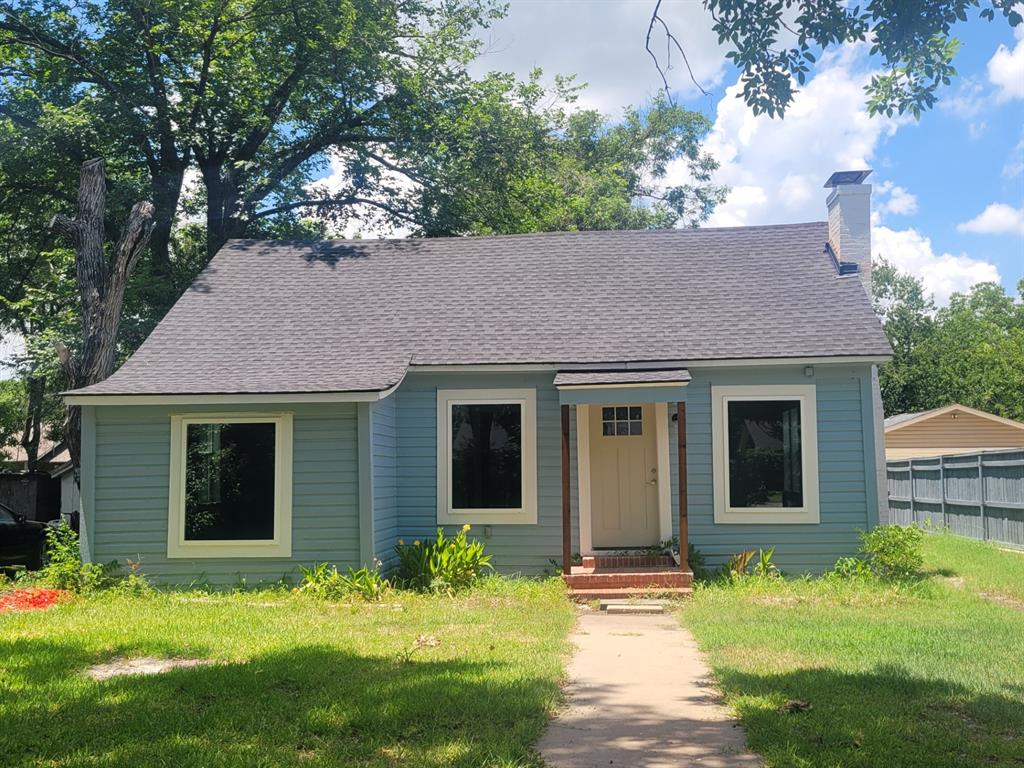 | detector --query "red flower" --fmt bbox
[0,587,69,612]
